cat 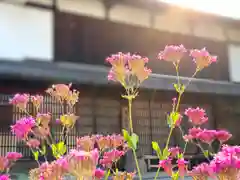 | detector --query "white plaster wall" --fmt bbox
[109,4,151,28]
[228,44,240,82]
[154,11,191,35]
[58,0,105,19]
[0,2,53,61]
[193,21,226,41]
